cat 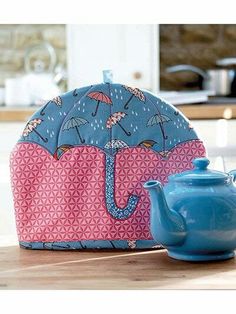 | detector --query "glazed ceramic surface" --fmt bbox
[144,158,236,261]
[10,72,206,250]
